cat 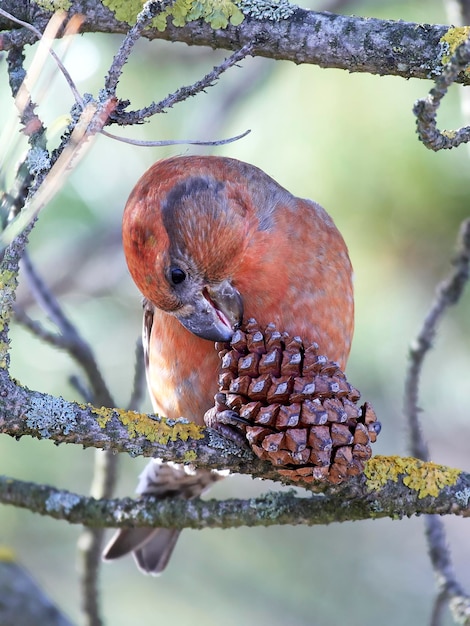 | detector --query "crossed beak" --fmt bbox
[178,279,243,342]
